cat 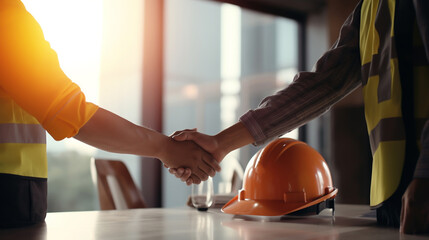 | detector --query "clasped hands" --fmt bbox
[163,129,225,185]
